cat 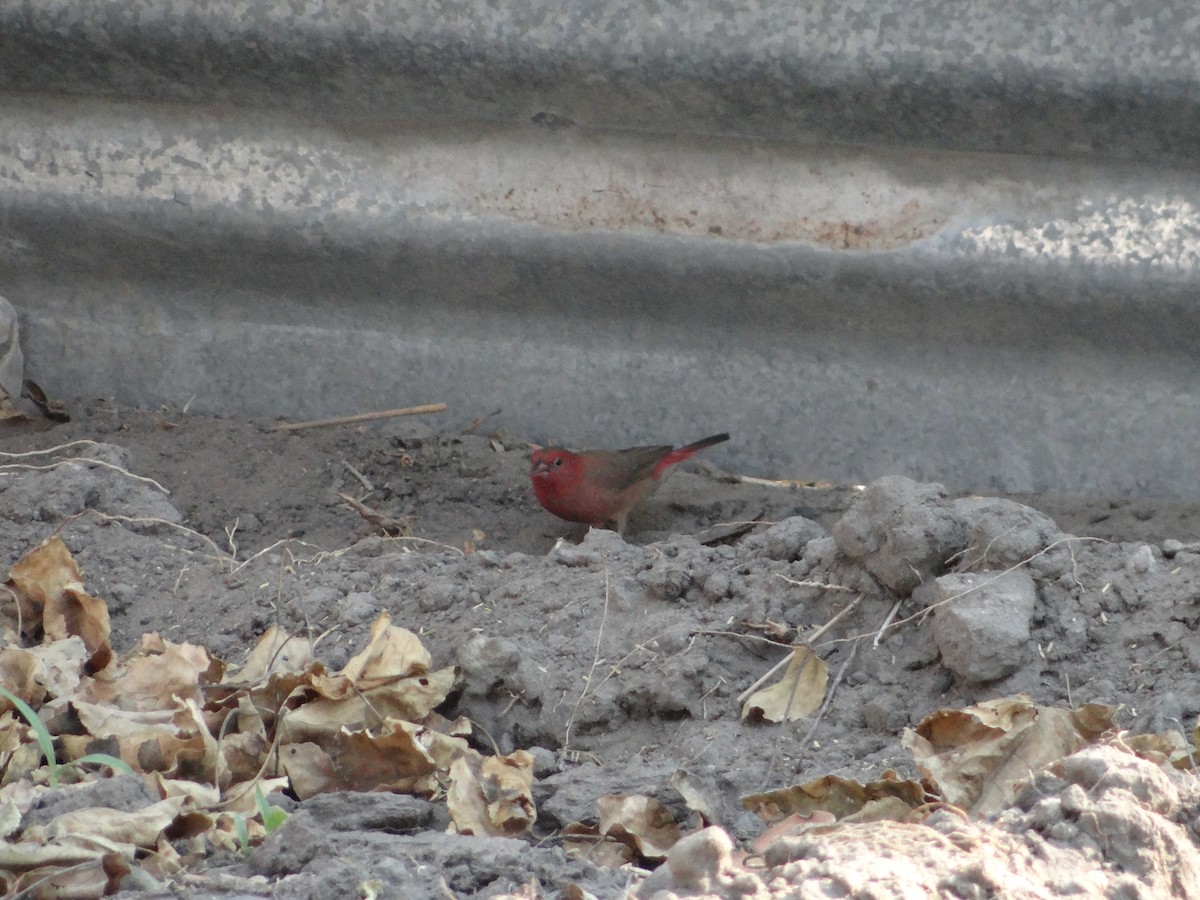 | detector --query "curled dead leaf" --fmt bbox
[741,646,828,722]
[447,749,536,837]
[562,822,634,868]
[222,624,313,684]
[5,536,82,635]
[0,648,47,712]
[5,538,113,670]
[743,770,926,826]
[902,695,1117,815]
[45,586,111,672]
[597,794,682,861]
